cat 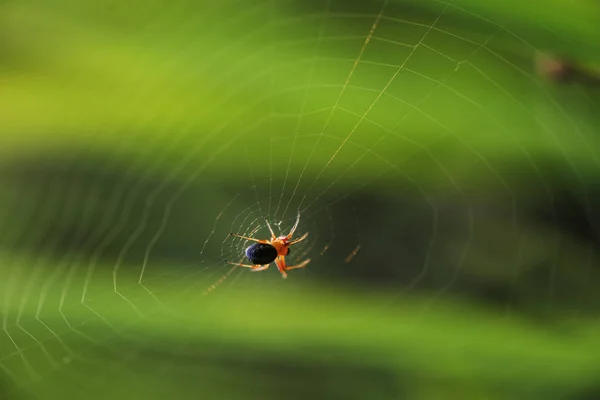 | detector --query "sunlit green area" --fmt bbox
[1,0,600,399]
